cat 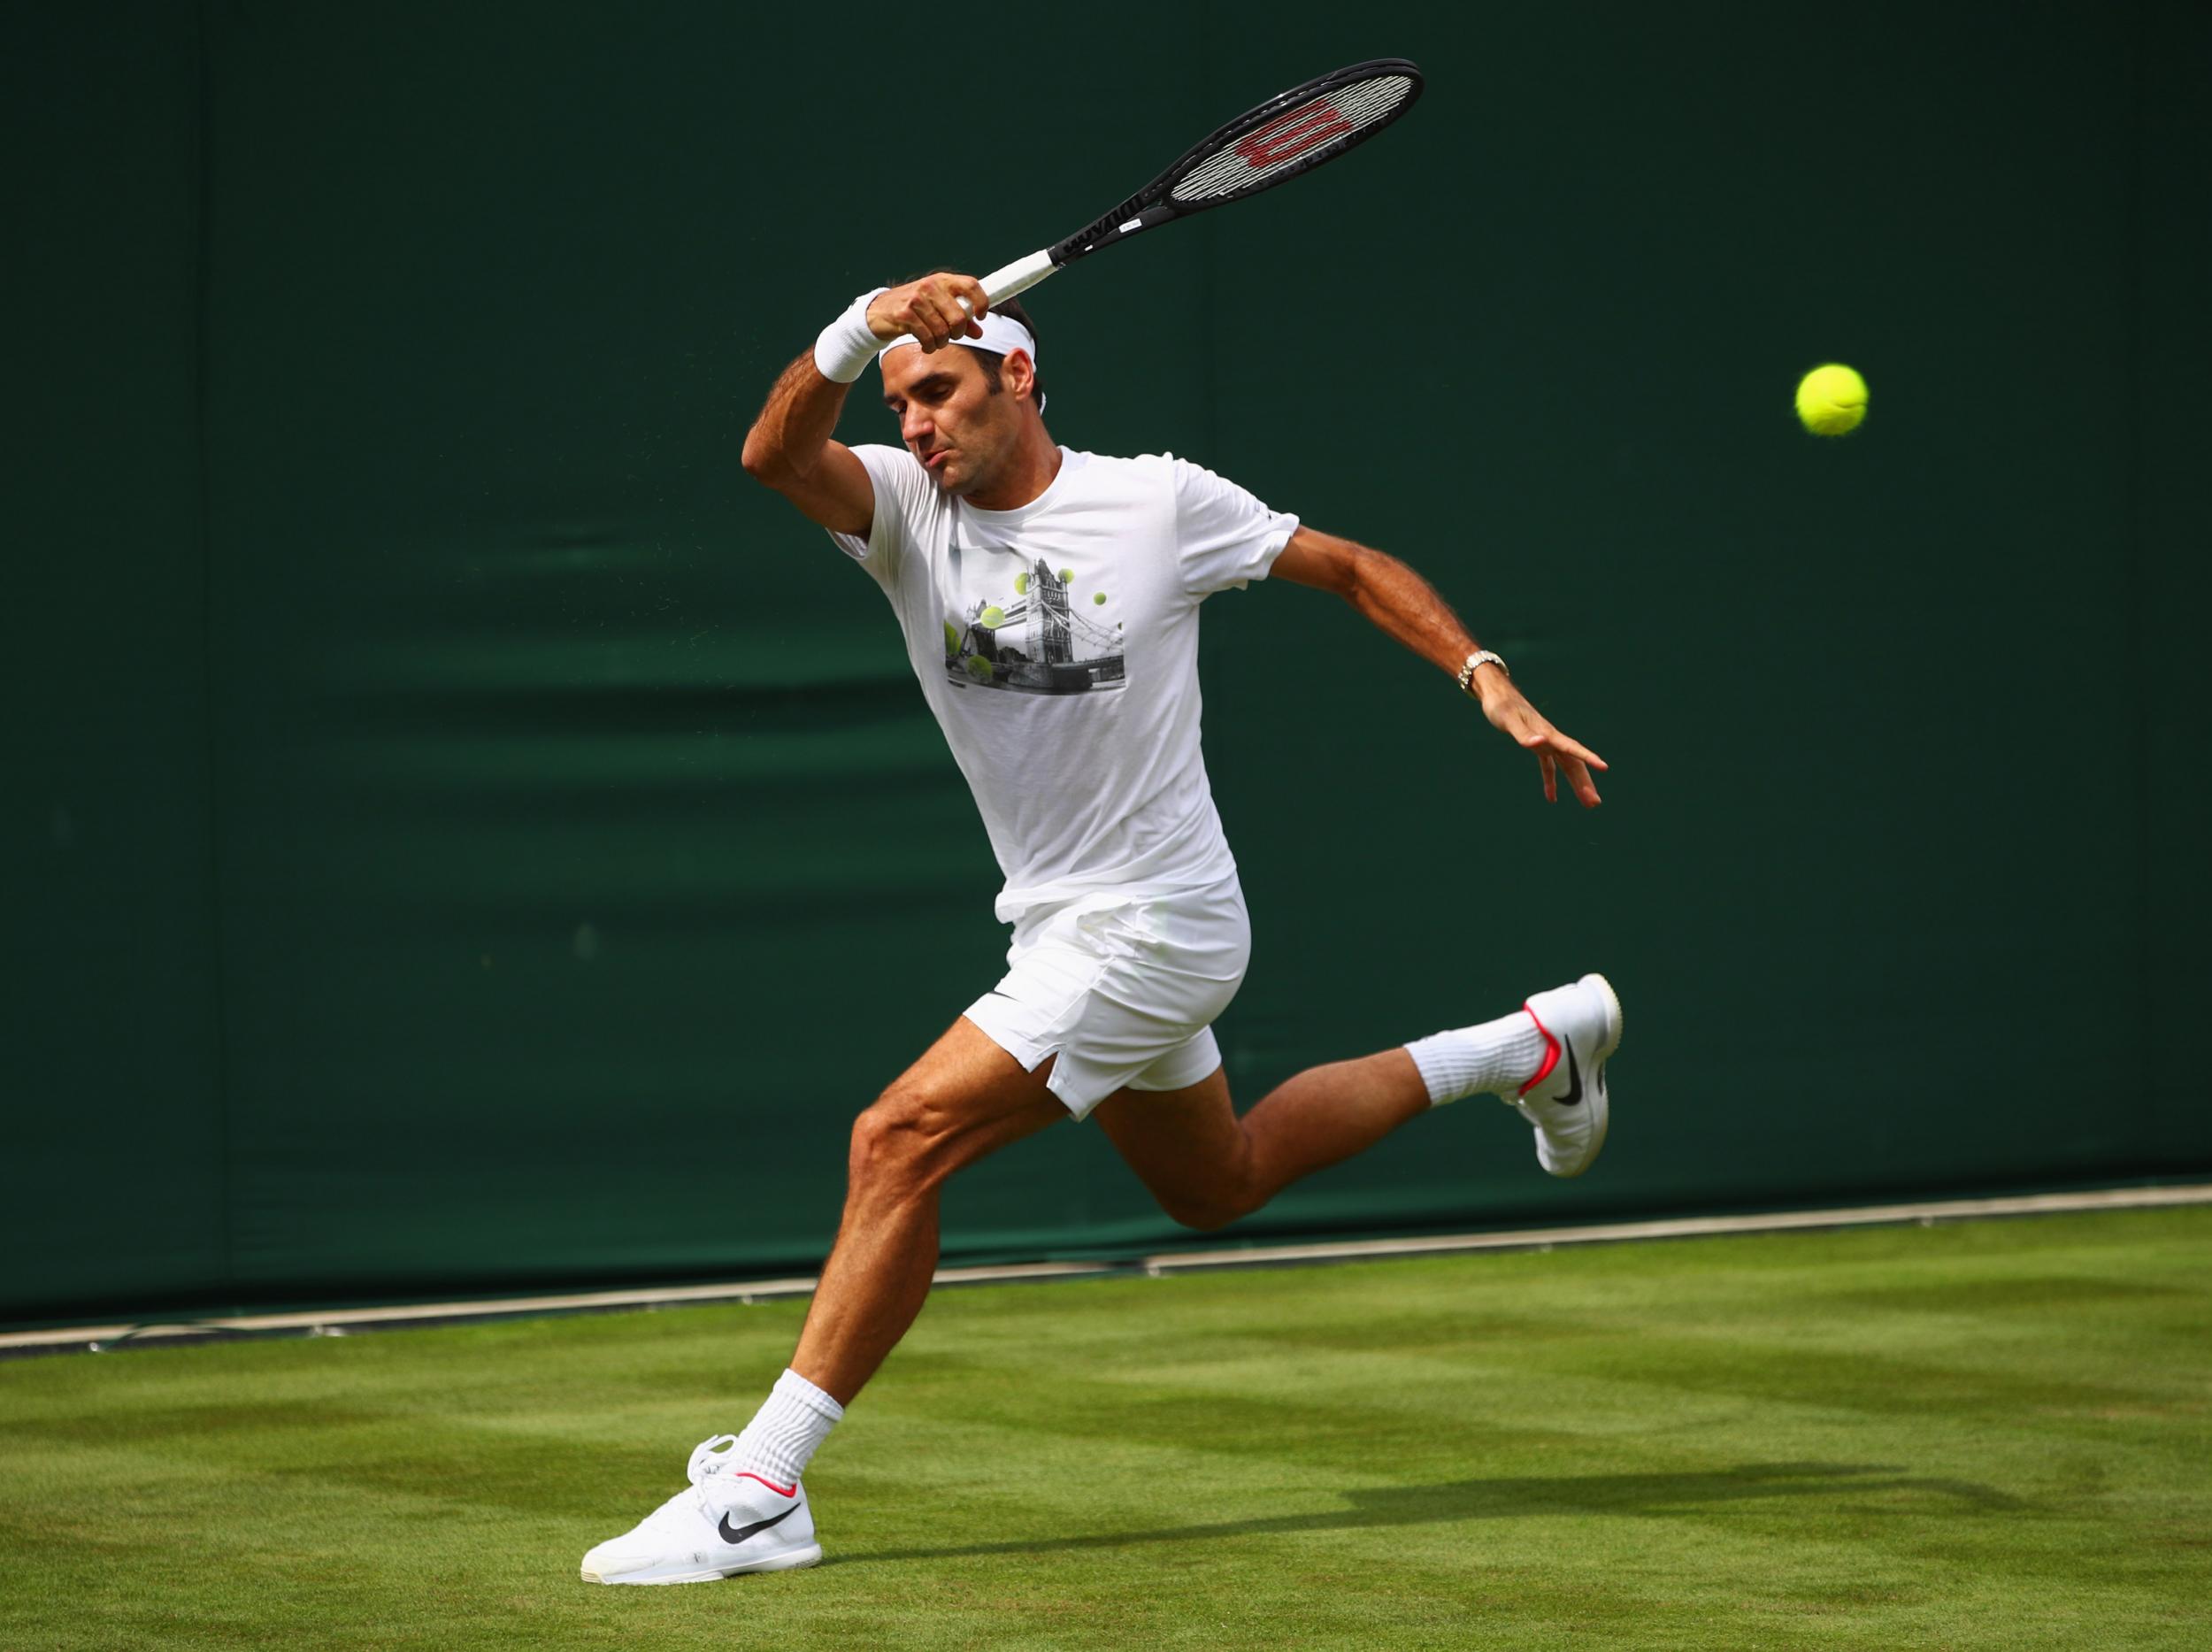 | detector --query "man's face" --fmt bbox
[879,346,1022,496]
